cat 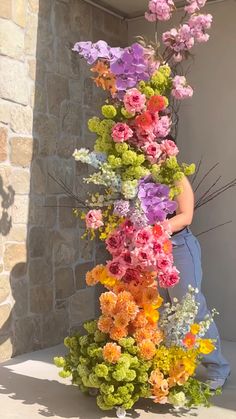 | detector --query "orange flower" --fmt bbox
[110,325,128,341]
[98,315,113,333]
[152,329,164,345]
[91,60,117,94]
[152,225,163,238]
[102,342,121,363]
[190,323,201,335]
[138,339,156,360]
[123,300,139,321]
[144,305,160,324]
[114,312,130,329]
[169,362,190,386]
[152,387,169,404]
[182,332,196,349]
[86,271,99,286]
[134,328,153,344]
[132,311,148,329]
[147,95,167,113]
[135,111,153,130]
[149,368,164,386]
[162,239,172,254]
[100,292,117,316]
